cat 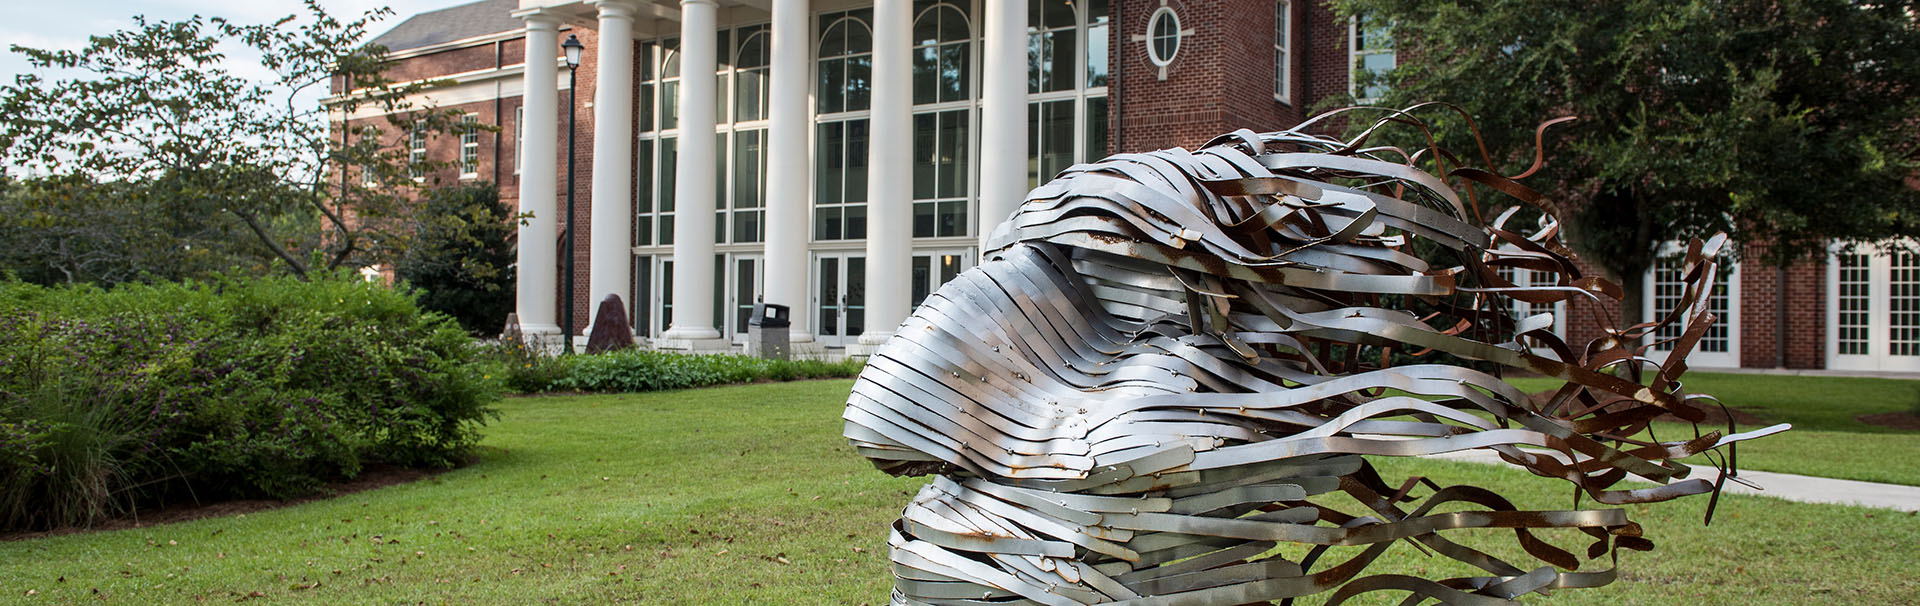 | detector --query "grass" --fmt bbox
[1507,372,1920,486]
[0,381,1915,604]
